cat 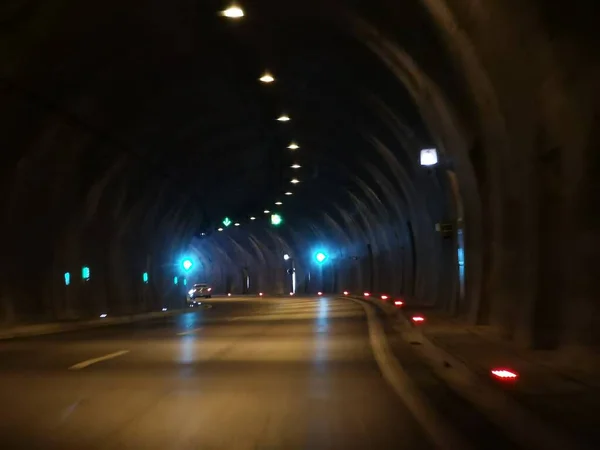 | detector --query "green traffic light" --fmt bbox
[271,214,282,226]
